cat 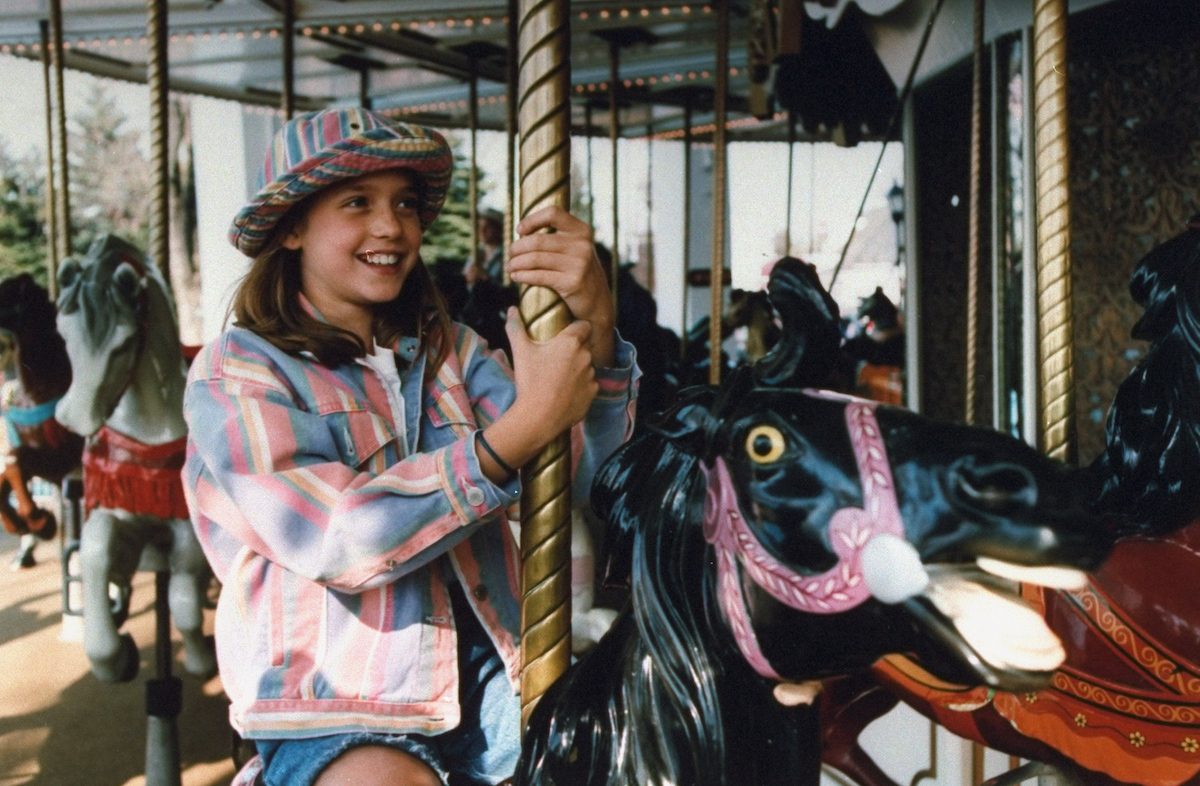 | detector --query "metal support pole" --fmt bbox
[709,0,730,386]
[608,40,620,306]
[39,20,58,298]
[145,571,182,786]
[281,0,295,119]
[681,98,693,361]
[146,0,171,287]
[785,109,795,256]
[644,122,654,293]
[516,0,573,727]
[966,0,984,425]
[48,0,71,268]
[469,67,479,267]
[586,102,594,226]
[1032,0,1075,463]
[505,0,519,275]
